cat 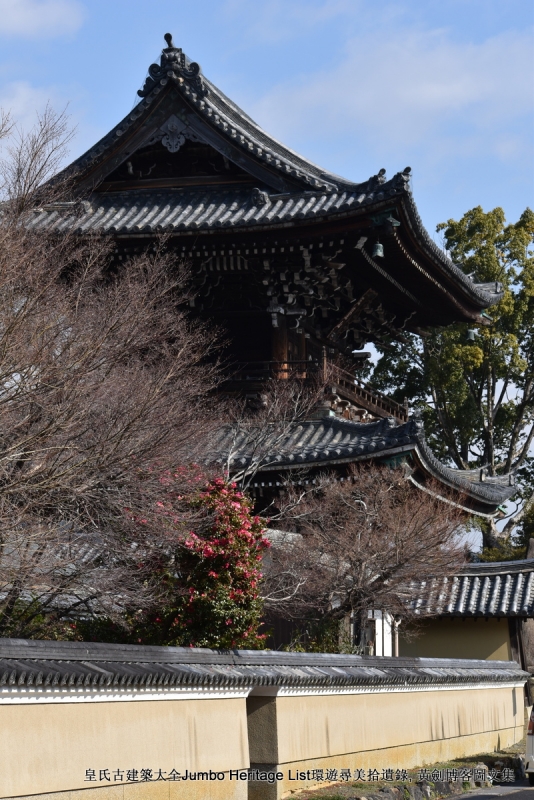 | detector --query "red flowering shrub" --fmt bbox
[165,477,270,648]
[78,473,271,649]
